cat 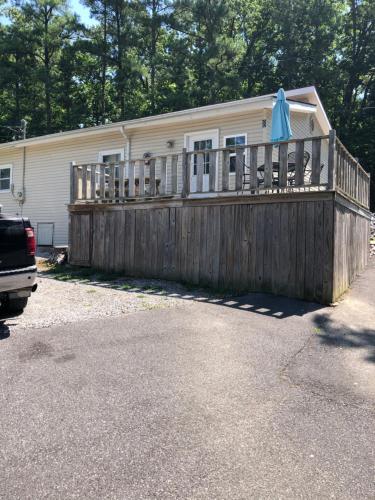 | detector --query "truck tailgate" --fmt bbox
[0,218,34,271]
